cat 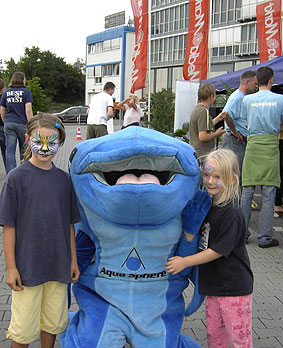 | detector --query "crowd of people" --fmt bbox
[0,69,281,348]
[190,66,282,249]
